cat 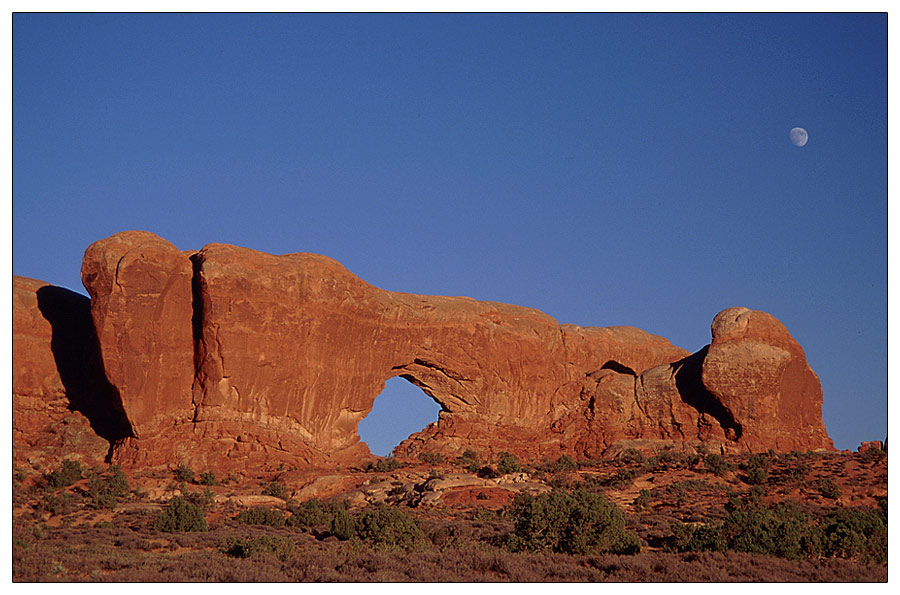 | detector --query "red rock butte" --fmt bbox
[13,231,833,471]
